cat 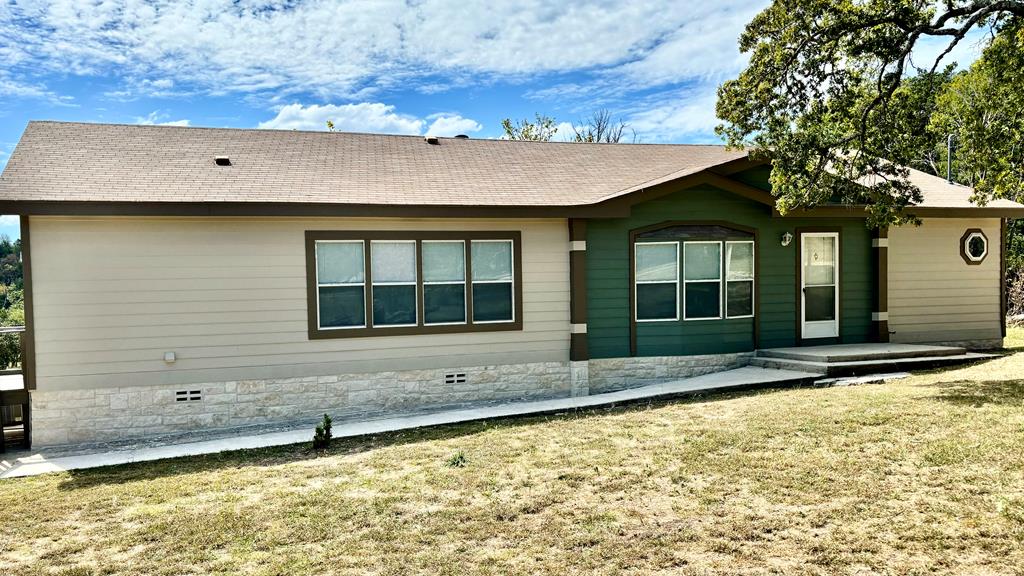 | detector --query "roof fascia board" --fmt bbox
[0,200,630,219]
[775,205,1024,218]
